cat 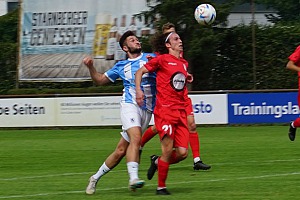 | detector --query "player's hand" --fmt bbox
[83,56,93,68]
[146,55,154,61]
[136,89,145,107]
[187,72,193,83]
